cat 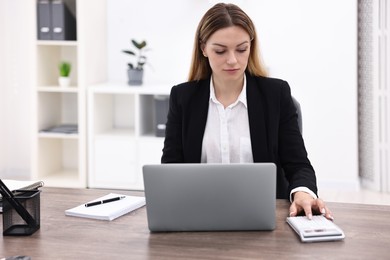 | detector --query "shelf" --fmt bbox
[35,138,81,186]
[90,82,172,95]
[40,170,83,188]
[36,45,78,87]
[38,86,79,93]
[94,129,136,138]
[87,83,170,190]
[38,132,79,139]
[92,92,136,135]
[37,92,78,131]
[37,40,78,46]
